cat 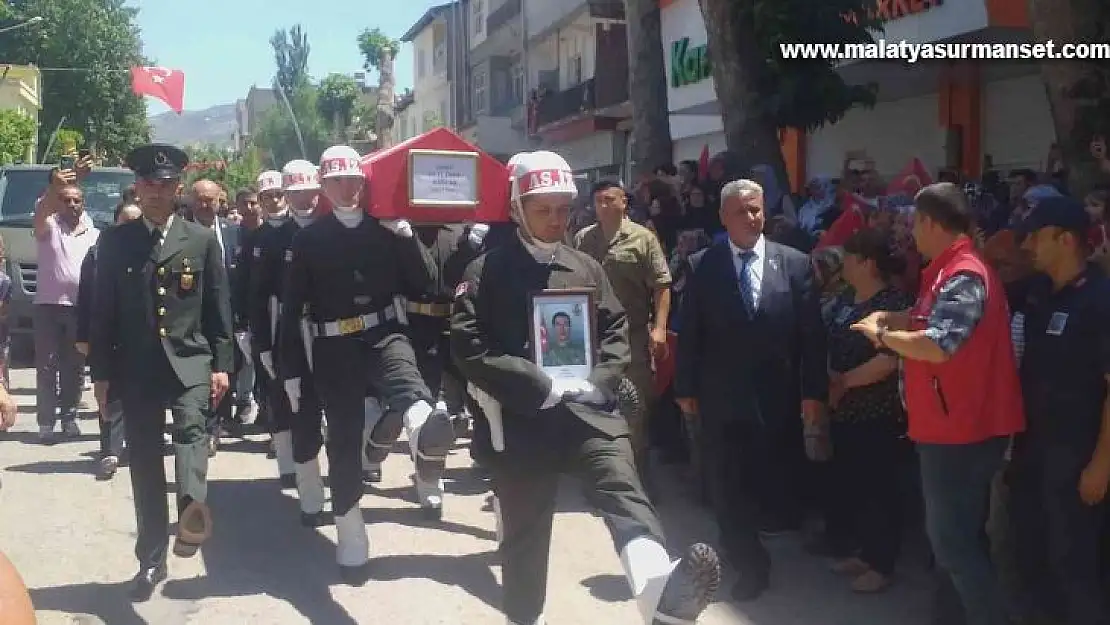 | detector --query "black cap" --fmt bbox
[124,143,189,181]
[1019,195,1091,237]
